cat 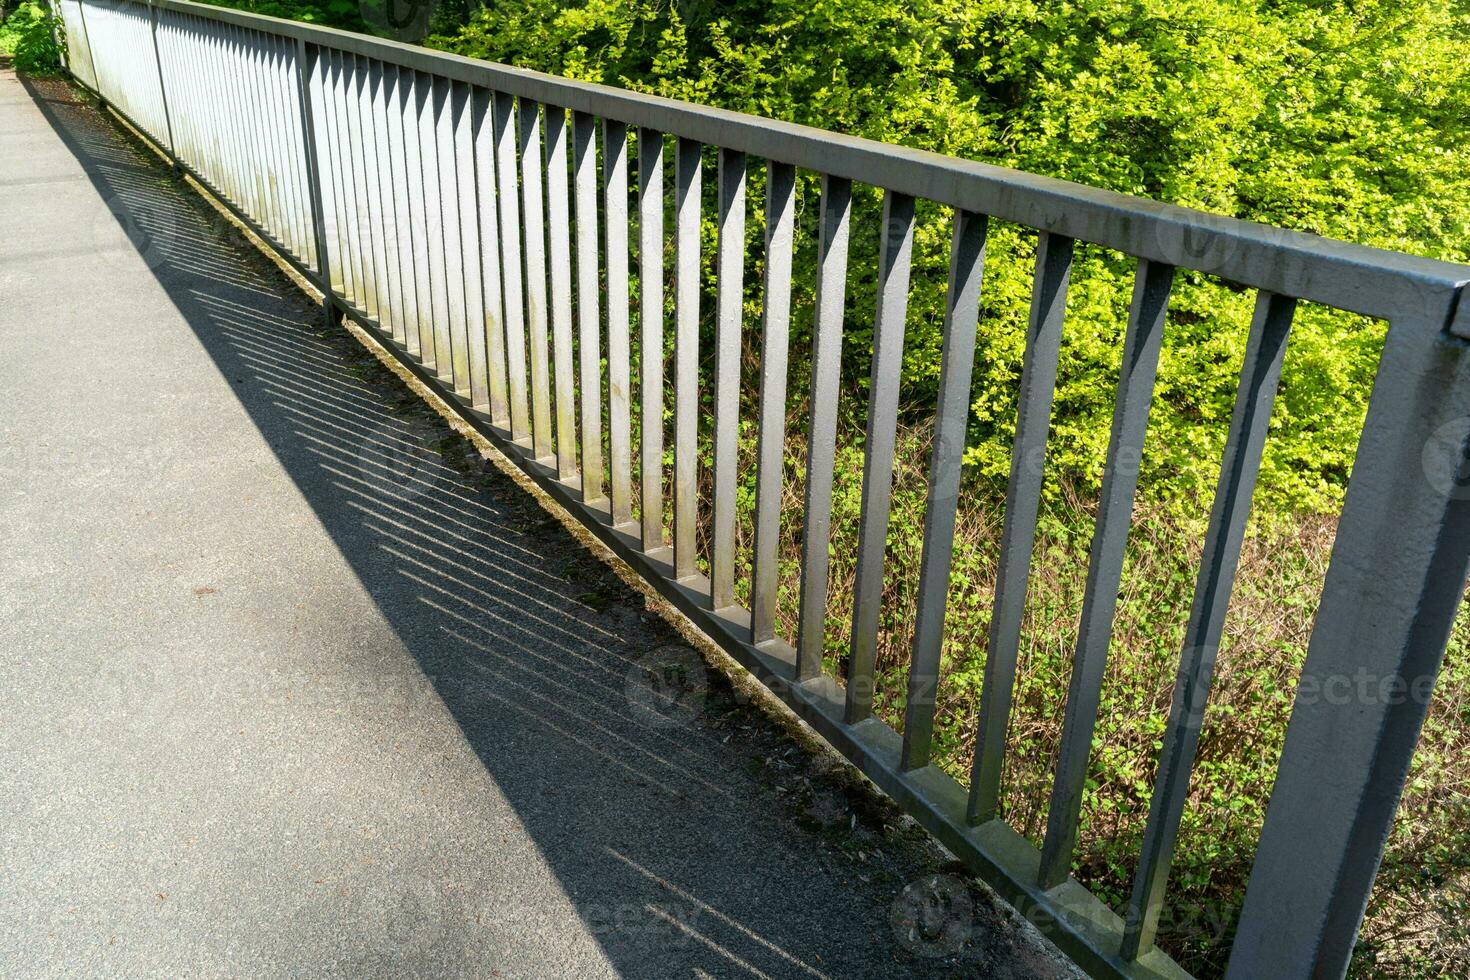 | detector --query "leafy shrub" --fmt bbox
[1,2,62,74]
